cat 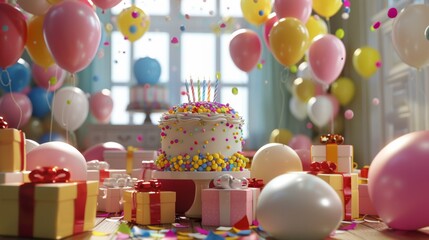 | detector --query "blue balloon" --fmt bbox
[0,59,31,92]
[39,132,65,144]
[133,57,161,85]
[28,87,53,118]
